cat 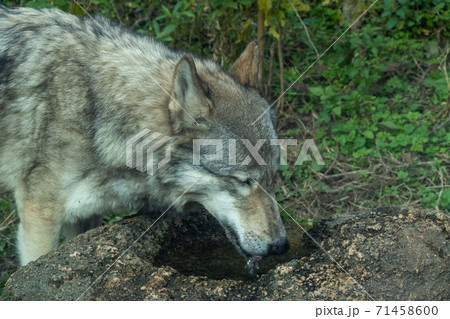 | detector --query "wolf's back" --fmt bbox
[0,6,99,191]
[0,6,181,191]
